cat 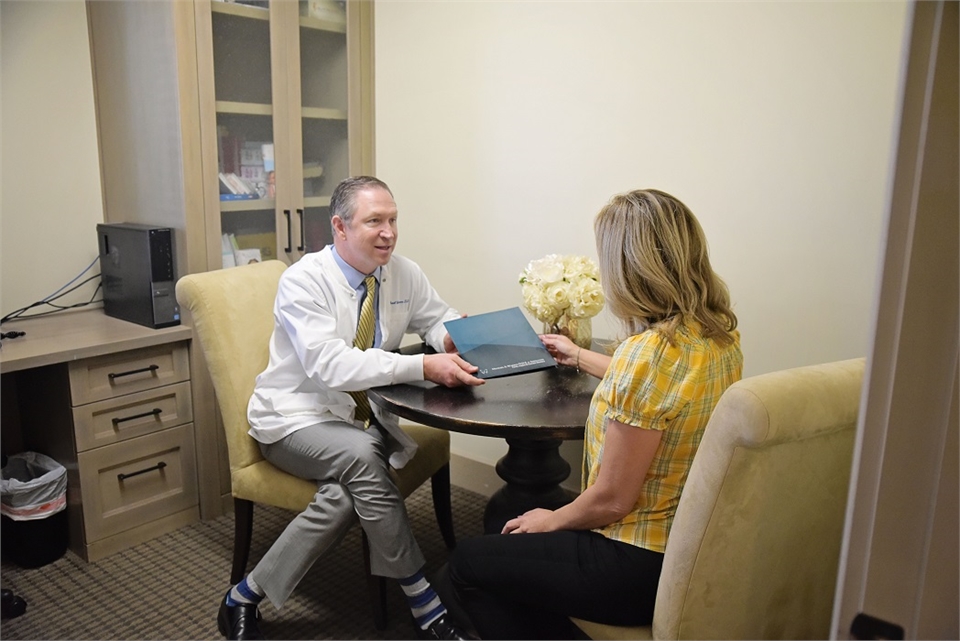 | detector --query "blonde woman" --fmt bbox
[442,189,743,639]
